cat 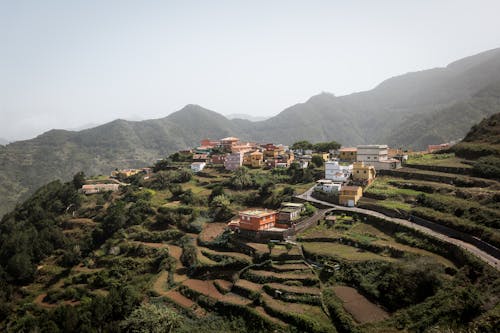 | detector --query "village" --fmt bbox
[25,132,499,332]
[79,136,454,244]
